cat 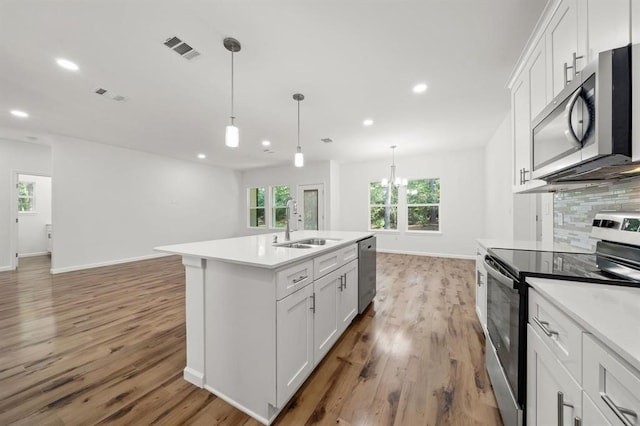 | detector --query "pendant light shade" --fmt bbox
[293,93,305,168]
[223,37,241,148]
[295,146,304,167]
[225,124,239,148]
